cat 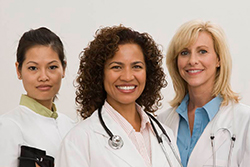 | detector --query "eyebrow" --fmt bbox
[26,60,59,65]
[197,45,209,49]
[181,45,209,51]
[108,61,145,66]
